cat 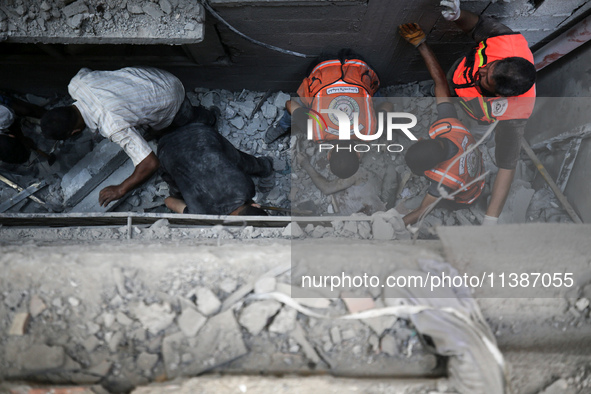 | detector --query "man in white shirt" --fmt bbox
[41,66,216,207]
